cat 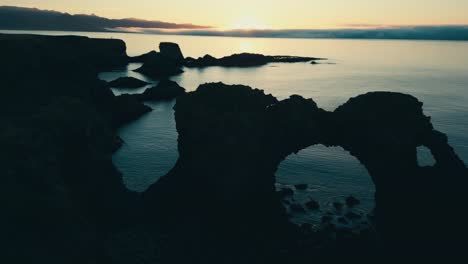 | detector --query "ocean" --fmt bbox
[4,30,467,224]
